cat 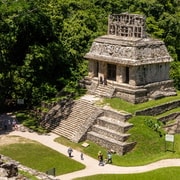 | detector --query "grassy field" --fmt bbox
[0,136,85,176]
[74,167,180,180]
